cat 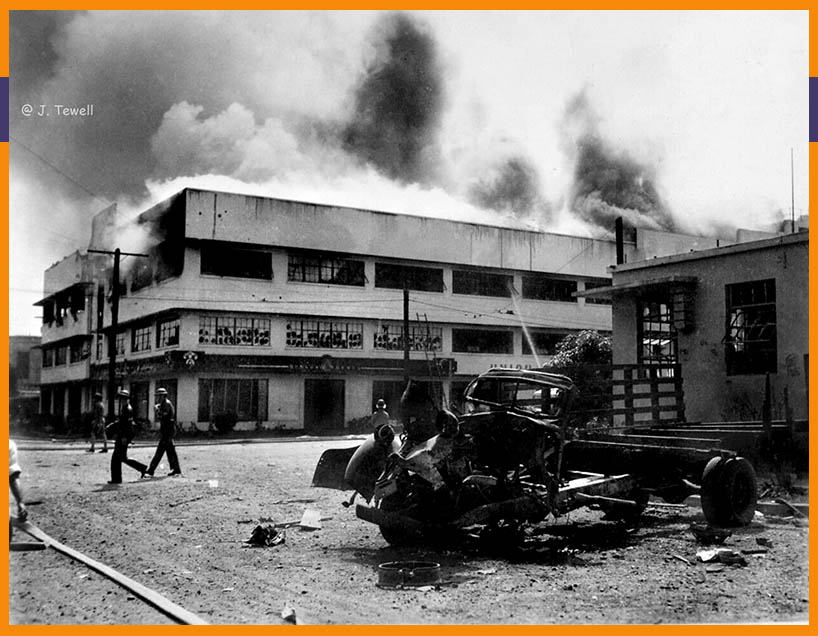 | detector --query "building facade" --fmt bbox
[582,232,809,424]
[37,188,716,432]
